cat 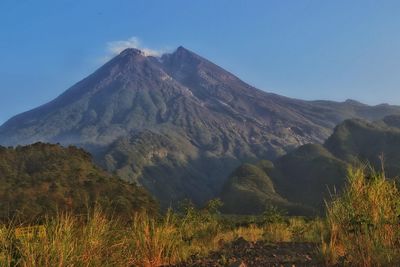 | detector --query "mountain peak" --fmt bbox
[168,46,201,60]
[2,46,400,207]
[175,45,193,55]
[118,48,146,57]
[344,99,364,106]
[117,47,163,59]
[111,48,149,65]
